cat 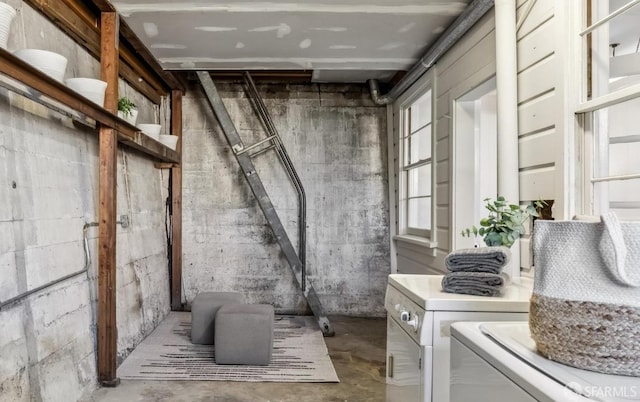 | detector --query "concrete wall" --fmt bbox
[182,82,389,316]
[0,2,170,400]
